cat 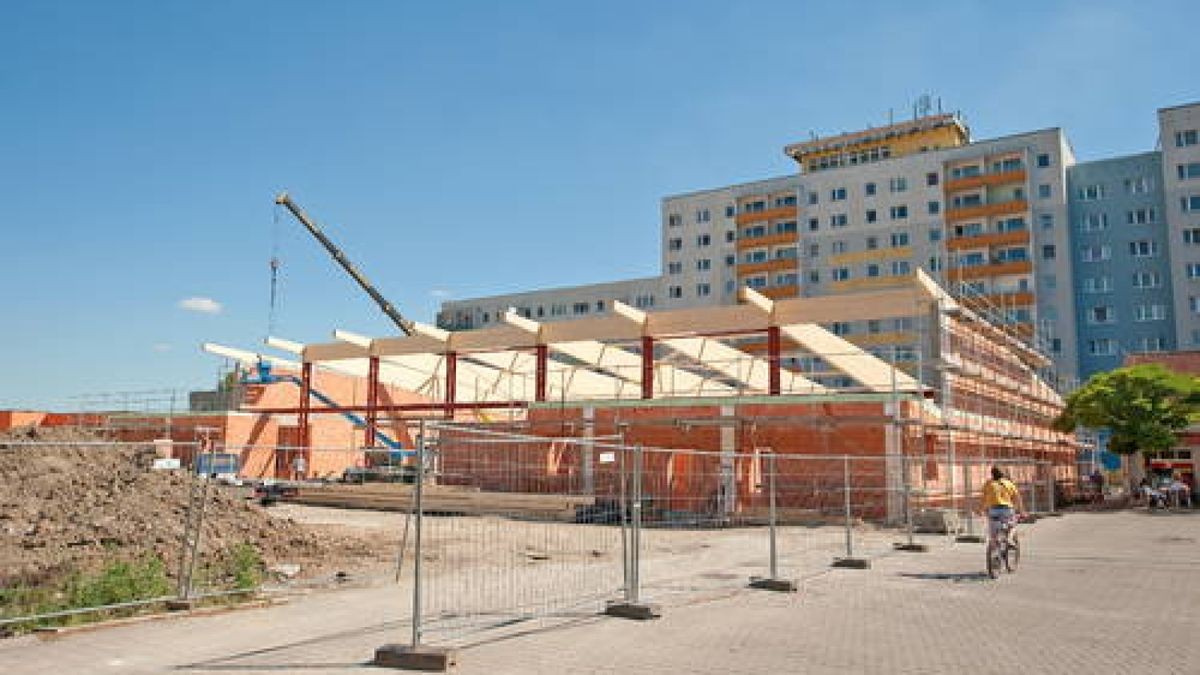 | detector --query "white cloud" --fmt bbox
[429,289,451,299]
[178,296,223,314]
[151,343,172,353]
